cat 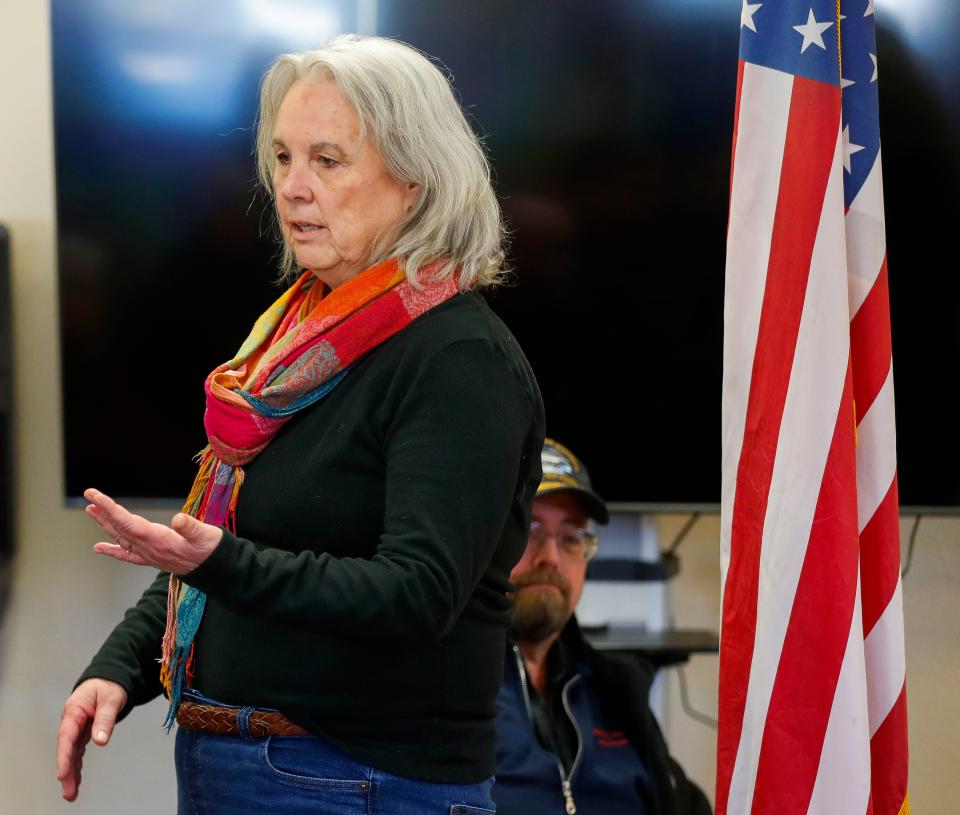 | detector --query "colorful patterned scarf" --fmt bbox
[160,257,459,727]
